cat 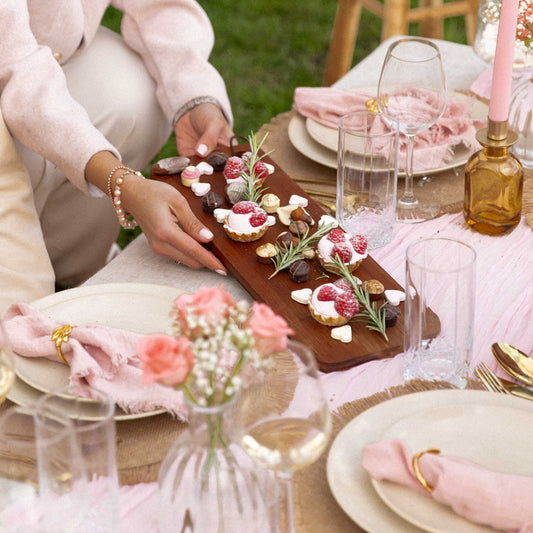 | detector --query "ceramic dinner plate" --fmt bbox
[326,390,533,533]
[288,88,488,177]
[9,283,185,421]
[372,404,533,533]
